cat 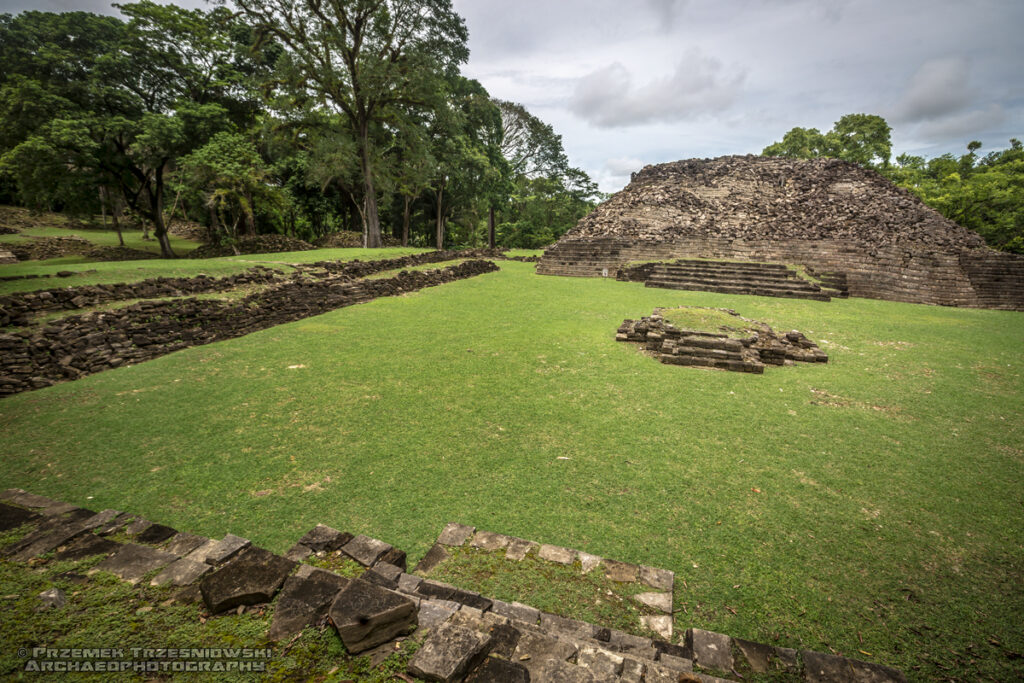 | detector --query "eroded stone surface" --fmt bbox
[505,537,538,561]
[38,588,66,610]
[578,645,625,678]
[417,600,459,630]
[407,620,493,682]
[604,559,639,583]
[639,565,675,592]
[635,591,673,613]
[688,628,734,673]
[150,558,212,587]
[296,524,353,552]
[54,534,120,561]
[642,615,673,640]
[538,544,575,565]
[491,599,541,625]
[91,543,177,584]
[136,524,178,545]
[414,544,451,573]
[578,552,602,574]
[465,657,530,683]
[164,533,209,557]
[803,650,907,683]
[342,535,392,567]
[267,570,349,641]
[0,502,41,532]
[203,534,251,566]
[199,546,296,613]
[437,523,475,547]
[470,531,510,551]
[329,578,417,654]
